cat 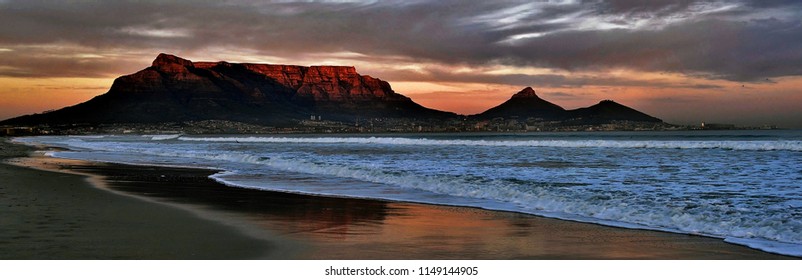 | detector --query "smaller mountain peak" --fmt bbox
[152,53,194,69]
[596,99,621,106]
[511,87,539,98]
